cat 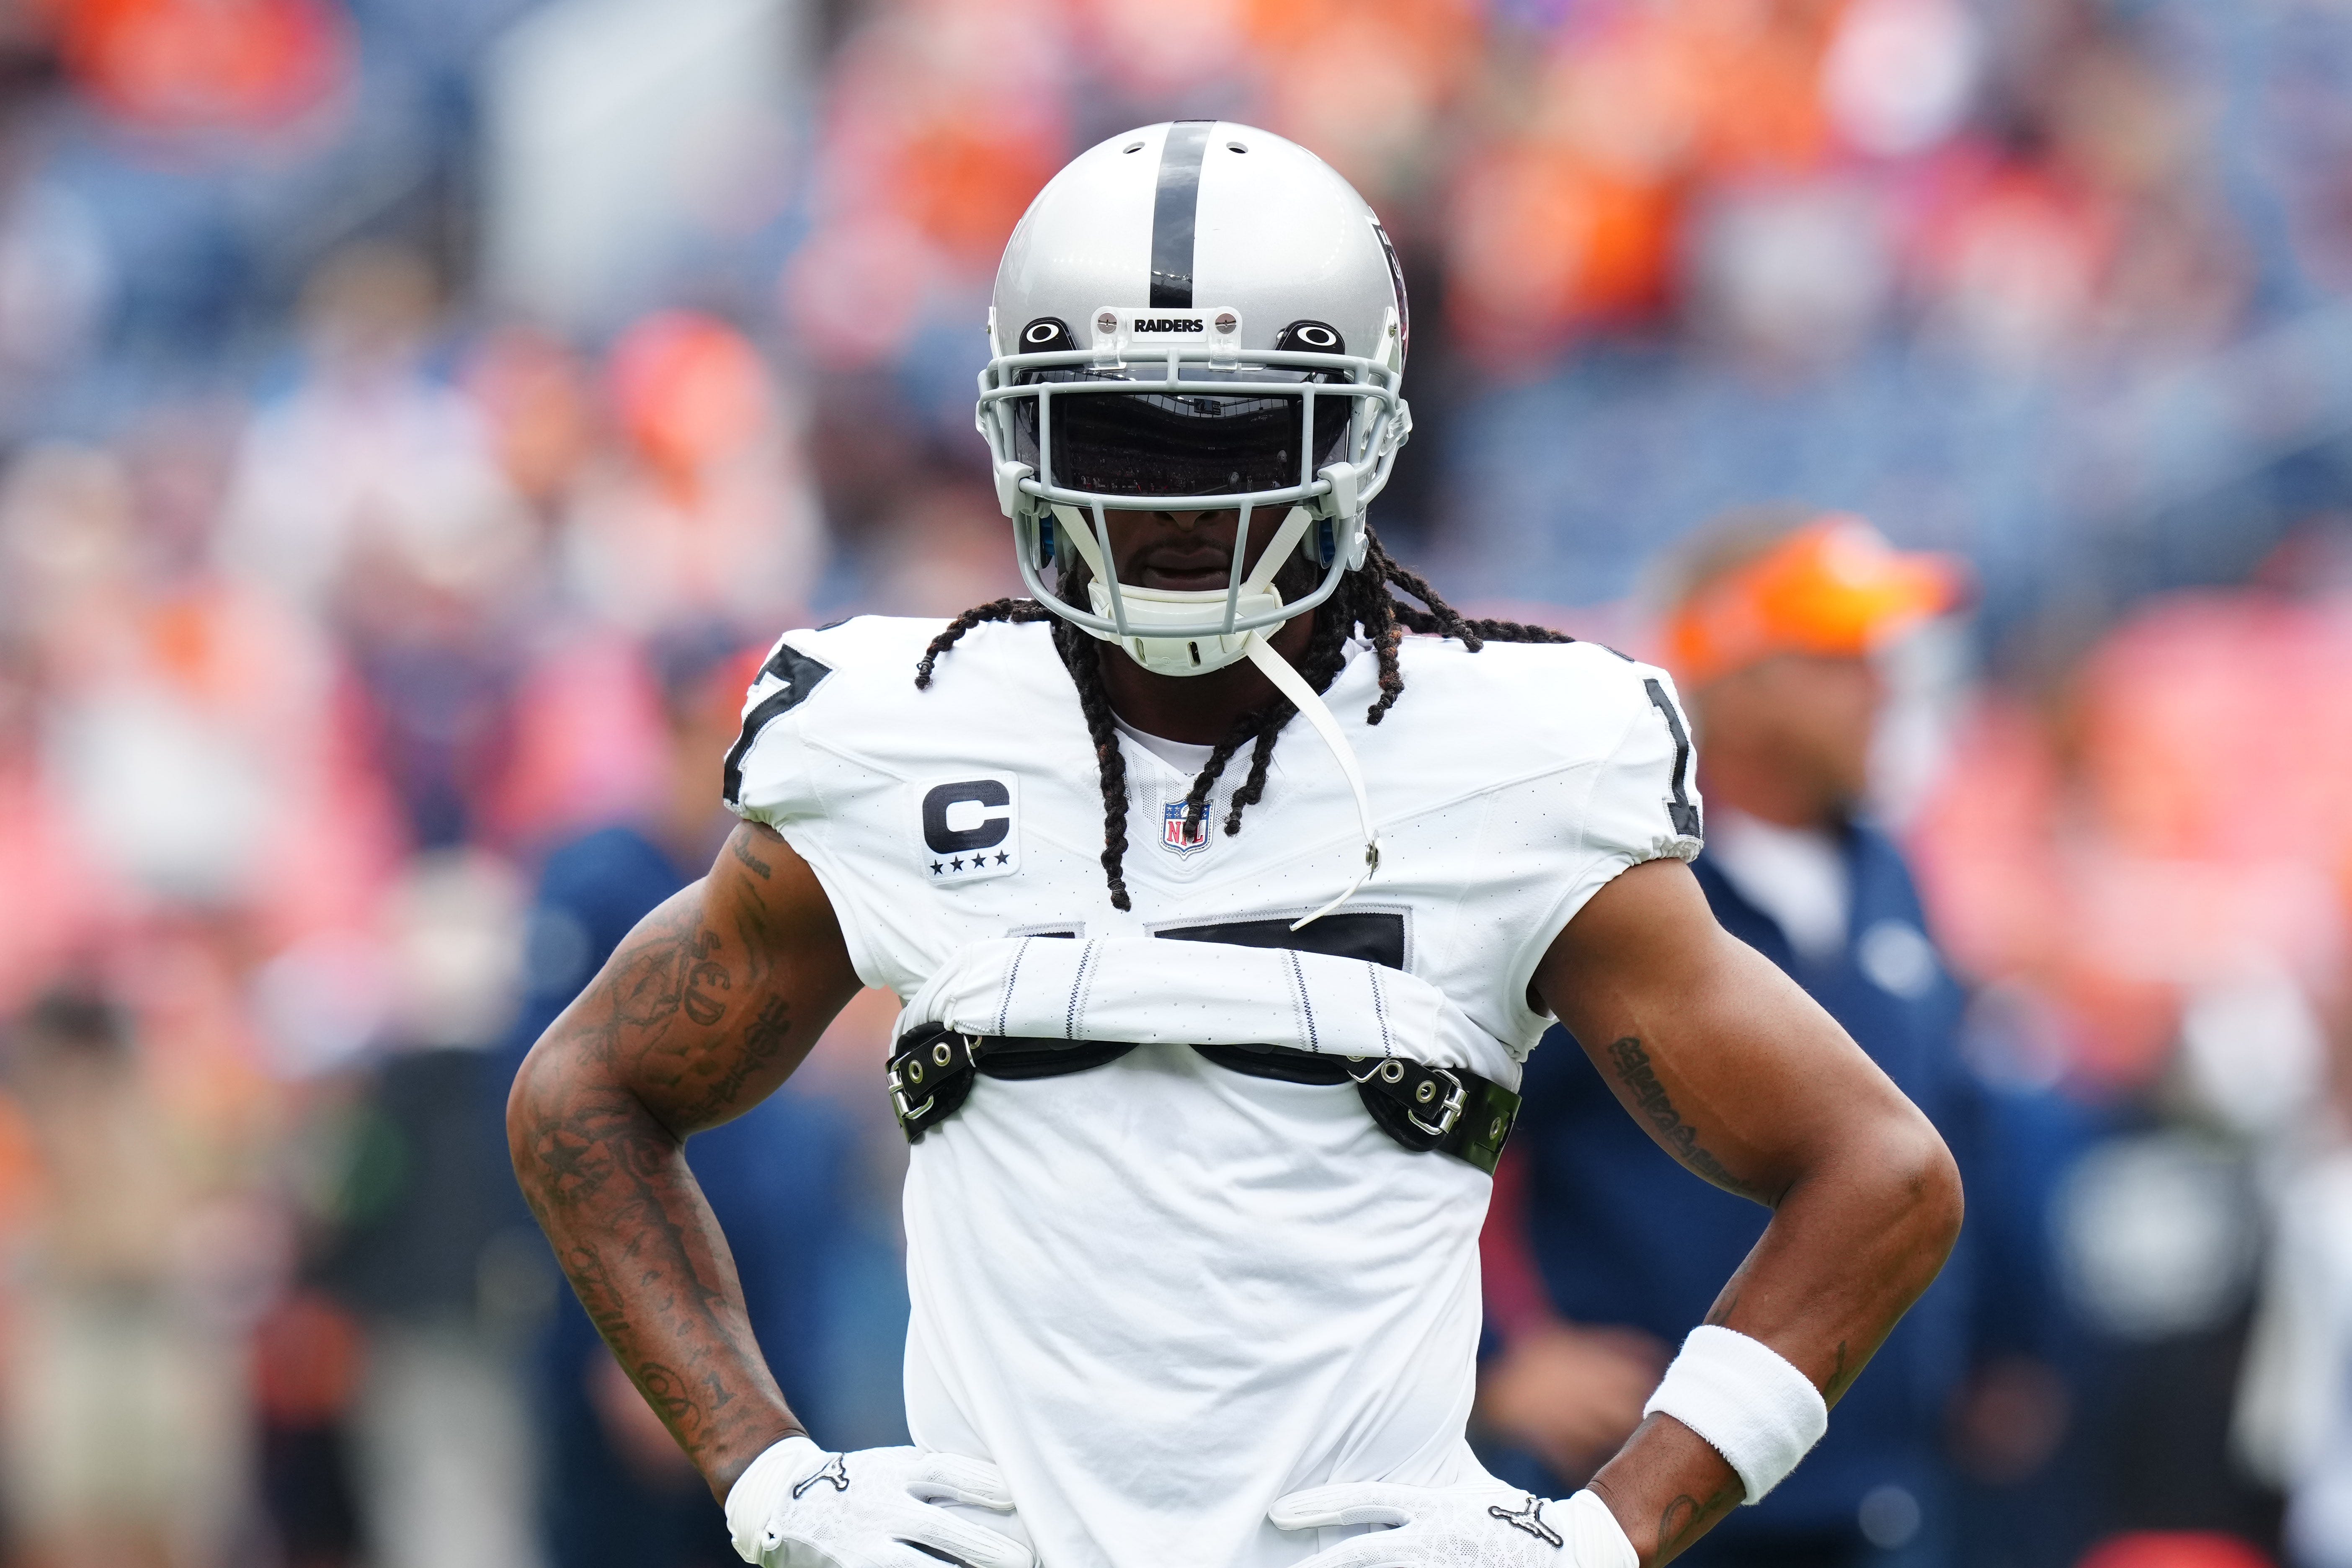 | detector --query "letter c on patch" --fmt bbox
[922,780,1013,853]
